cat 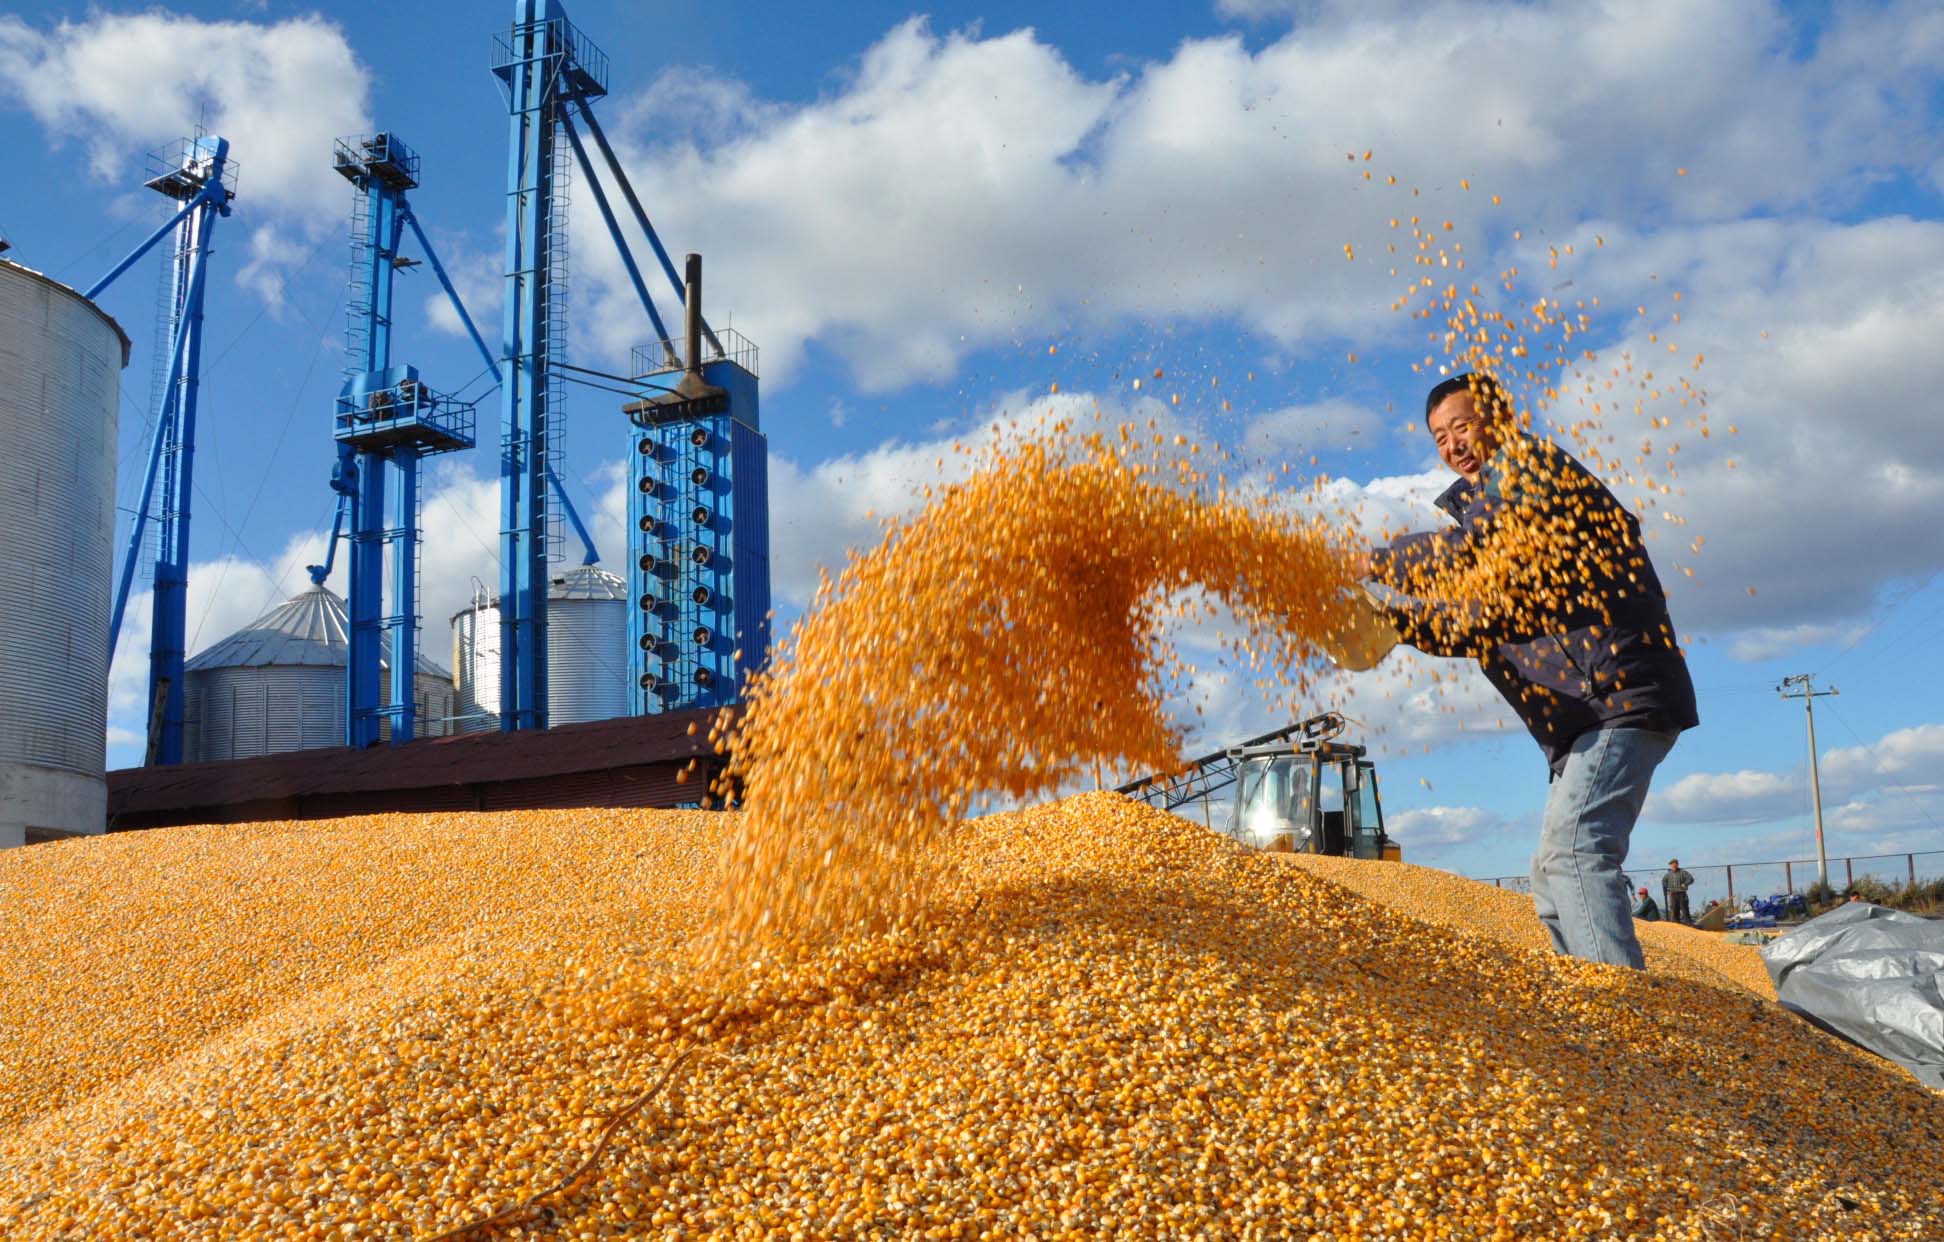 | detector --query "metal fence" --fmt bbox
[1484,850,1944,915]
